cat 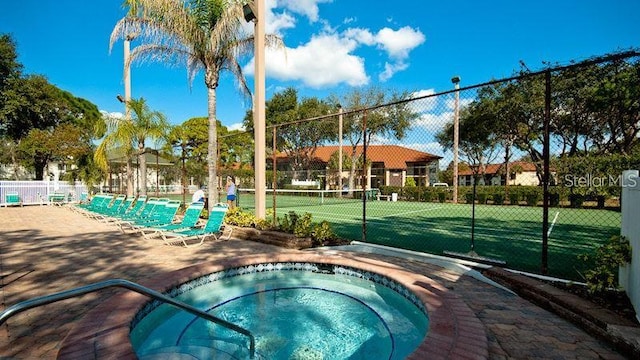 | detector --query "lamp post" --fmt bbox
[244,1,266,219]
[123,34,135,119]
[337,104,343,197]
[451,76,460,204]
